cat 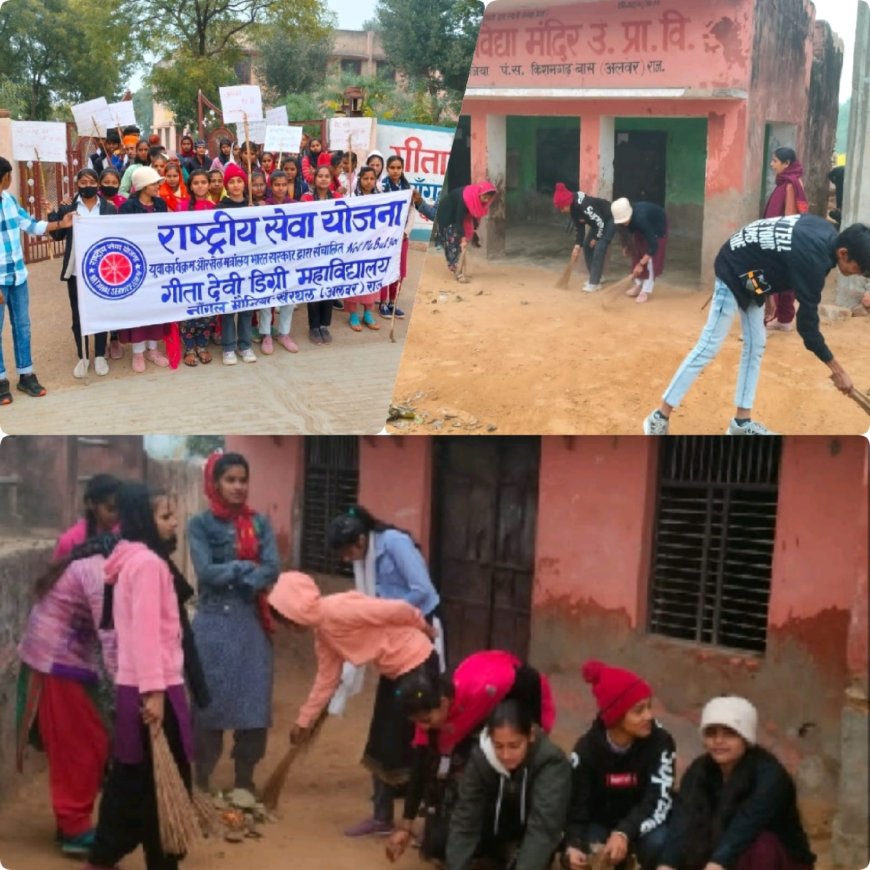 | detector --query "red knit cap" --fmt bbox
[553,182,574,210]
[582,660,652,727]
[223,163,248,185]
